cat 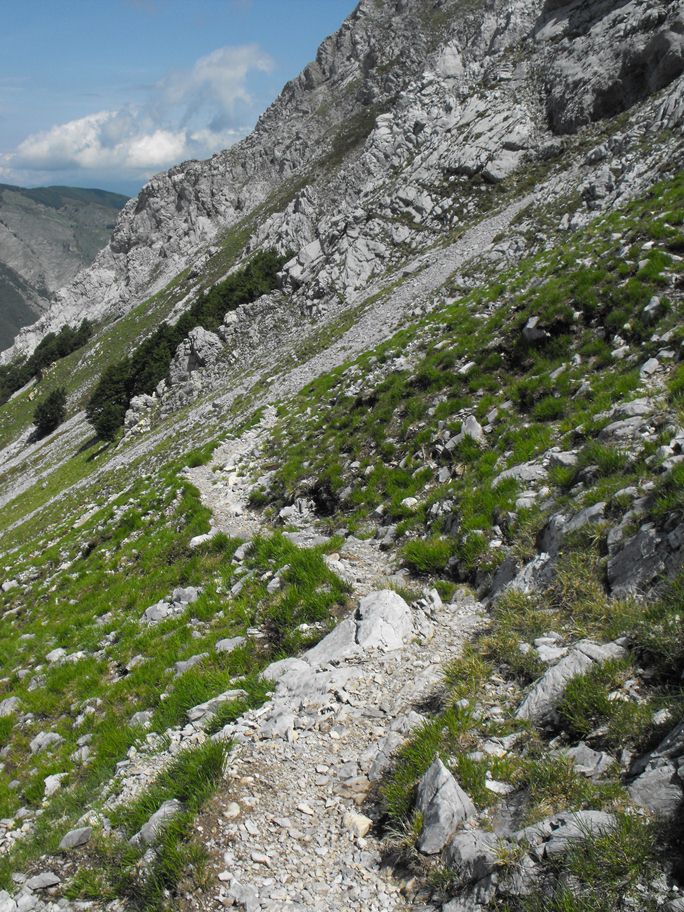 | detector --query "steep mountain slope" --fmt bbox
[0,184,128,349]
[0,1,683,910]
[5,0,684,363]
